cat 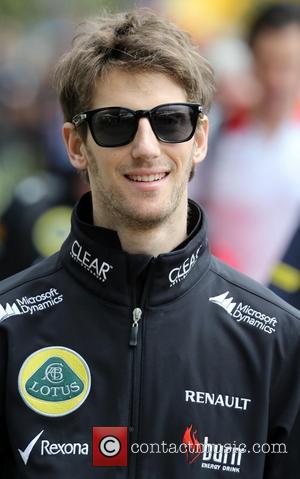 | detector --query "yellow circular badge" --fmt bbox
[32,206,72,257]
[18,346,91,417]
